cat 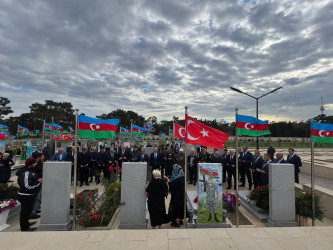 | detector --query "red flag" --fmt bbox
[0,134,5,140]
[174,123,186,139]
[185,114,229,149]
[60,134,72,141]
